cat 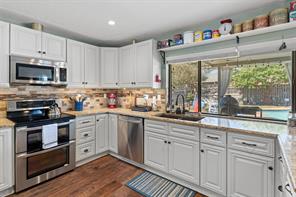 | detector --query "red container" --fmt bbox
[107,93,117,108]
[290,1,296,11]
